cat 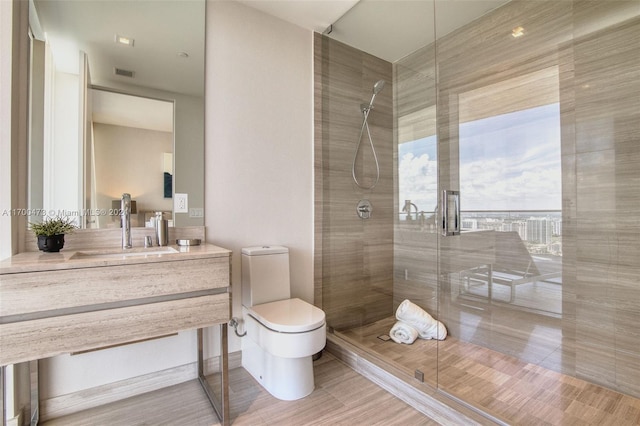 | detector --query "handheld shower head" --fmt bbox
[354,79,385,190]
[366,79,386,110]
[373,79,386,95]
